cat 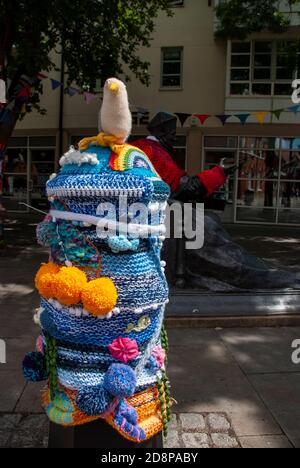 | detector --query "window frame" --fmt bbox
[228,39,299,97]
[160,47,184,90]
